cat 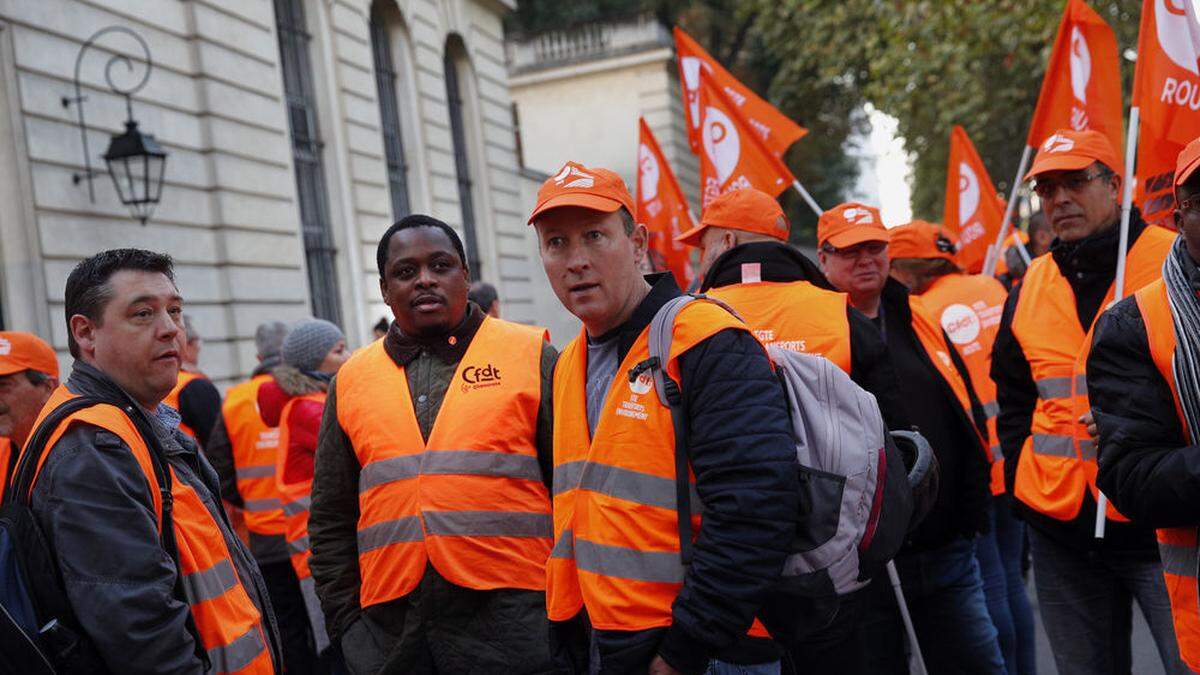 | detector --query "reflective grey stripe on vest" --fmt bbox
[574,538,684,584]
[1036,377,1073,400]
[288,536,309,556]
[1160,541,1200,578]
[181,559,237,604]
[422,510,552,538]
[359,451,542,493]
[244,498,283,513]
[990,444,1004,460]
[236,464,275,480]
[283,495,310,516]
[1031,434,1075,457]
[357,515,424,553]
[550,529,574,559]
[982,400,1000,419]
[555,461,700,510]
[1075,374,1088,396]
[1078,439,1097,462]
[553,461,586,496]
[207,625,266,673]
